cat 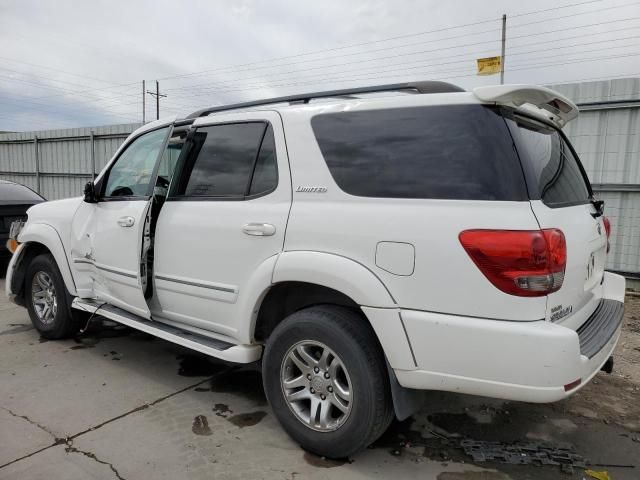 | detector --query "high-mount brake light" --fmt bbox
[459,229,567,297]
